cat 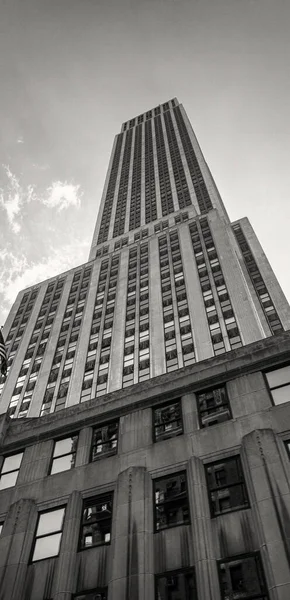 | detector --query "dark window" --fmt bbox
[73,591,107,600]
[91,422,118,460]
[154,472,190,531]
[31,507,65,562]
[218,553,268,599]
[0,452,23,490]
[50,436,78,475]
[206,456,249,517]
[48,369,58,384]
[265,365,290,406]
[80,495,113,549]
[153,401,183,442]
[58,382,68,398]
[155,568,197,600]
[197,386,231,427]
[85,359,95,372]
[82,378,93,390]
